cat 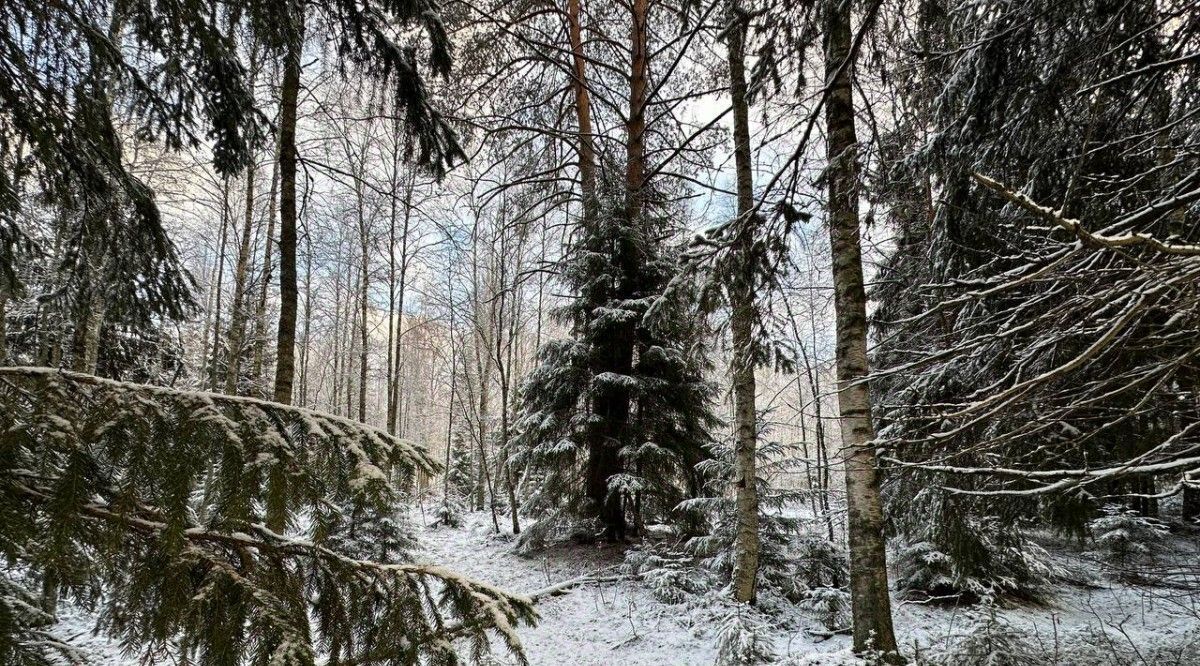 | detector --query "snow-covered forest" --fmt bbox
[2,0,1198,664]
